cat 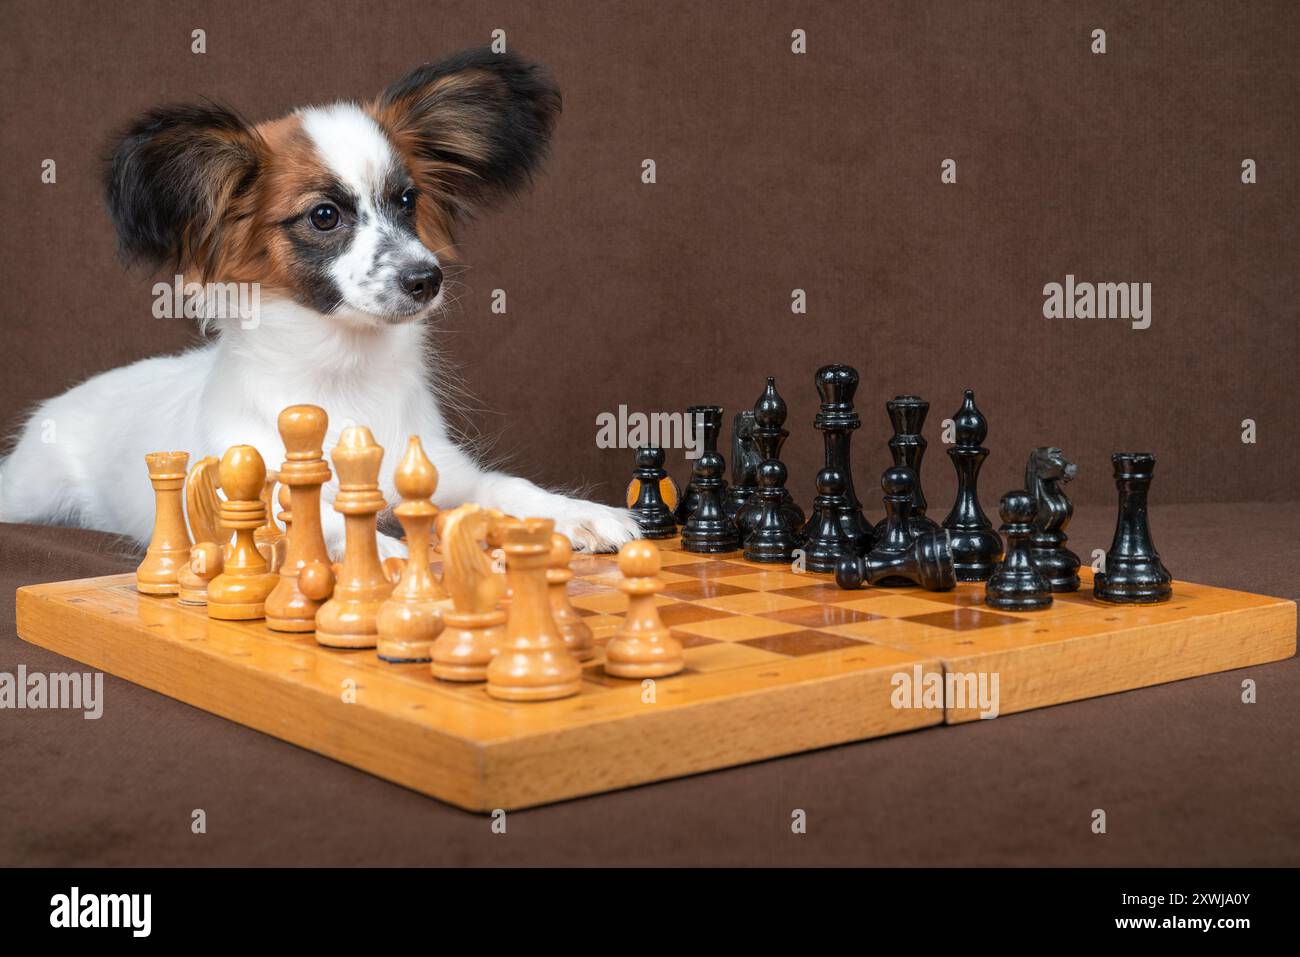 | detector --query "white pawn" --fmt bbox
[604,540,684,678]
